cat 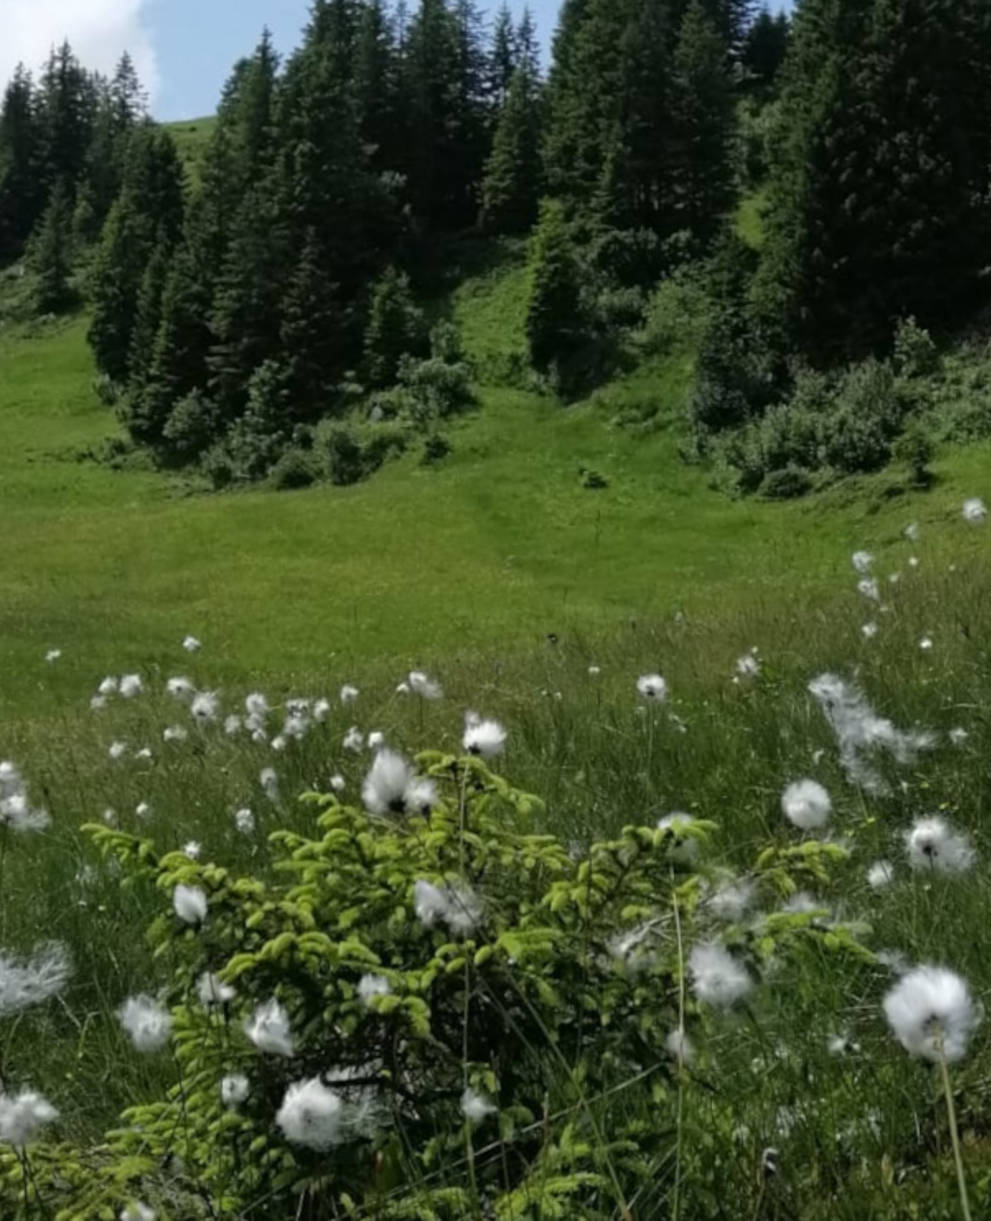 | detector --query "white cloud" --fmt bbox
[2,0,159,103]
